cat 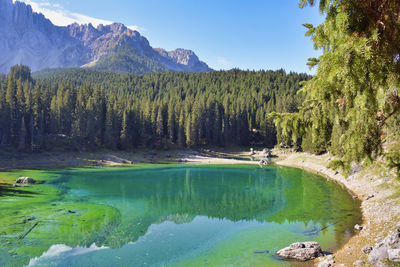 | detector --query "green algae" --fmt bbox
[0,169,120,267]
[0,164,362,266]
